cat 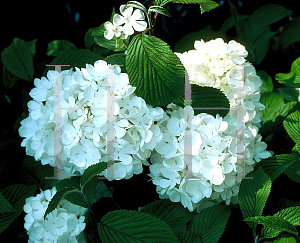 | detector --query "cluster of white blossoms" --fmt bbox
[18,60,164,180]
[104,4,147,40]
[23,187,87,242]
[148,38,273,212]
